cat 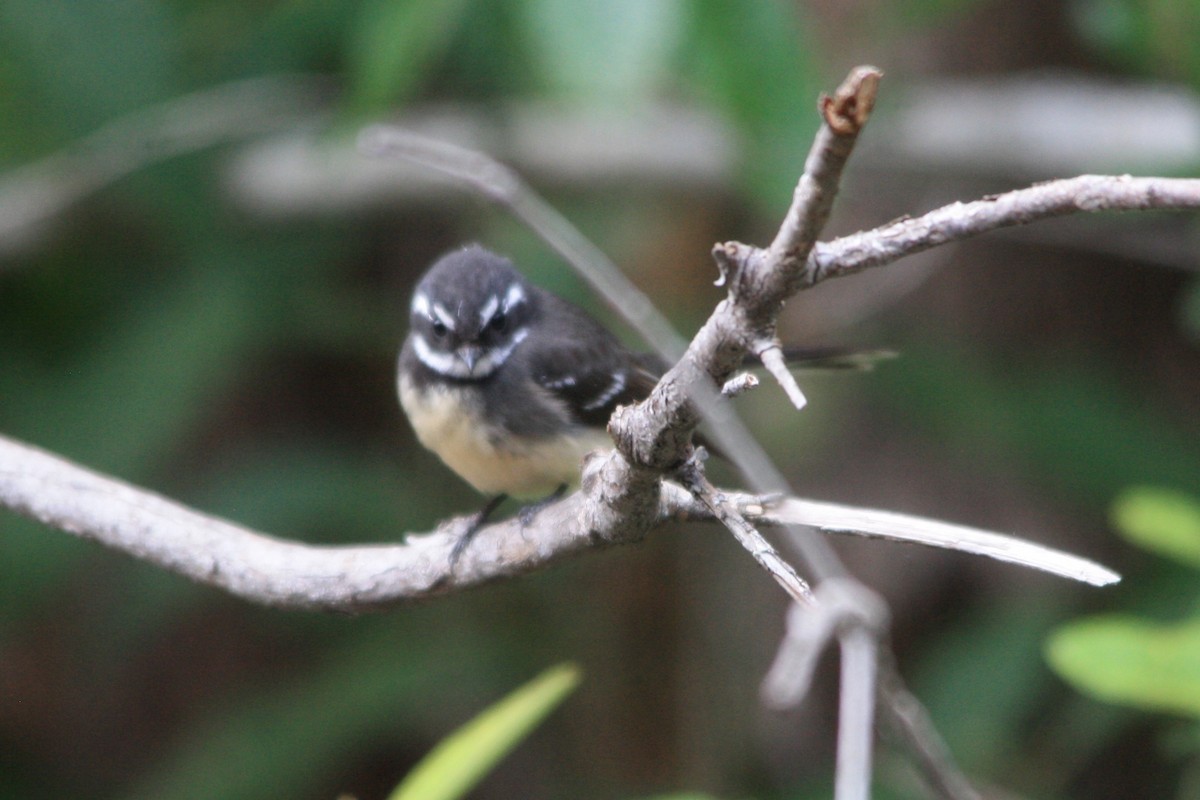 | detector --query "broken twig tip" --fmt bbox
[821,66,883,135]
[721,372,759,398]
[758,344,808,411]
